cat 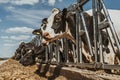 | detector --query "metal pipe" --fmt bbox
[72,43,77,63]
[92,0,98,62]
[63,38,69,63]
[56,40,60,63]
[78,16,83,63]
[80,12,93,56]
[76,10,80,63]
[97,0,103,63]
[45,46,48,62]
